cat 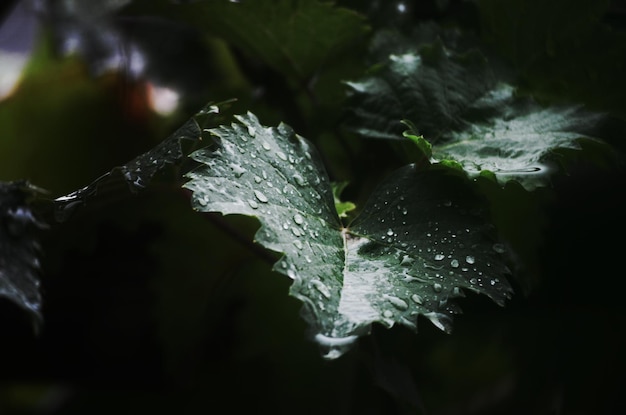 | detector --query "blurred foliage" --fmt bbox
[1,0,626,414]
